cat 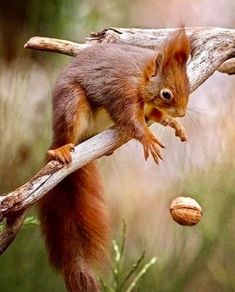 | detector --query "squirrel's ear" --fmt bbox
[155,52,164,69]
[145,52,163,79]
[153,52,164,75]
[173,30,191,64]
[163,28,191,67]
